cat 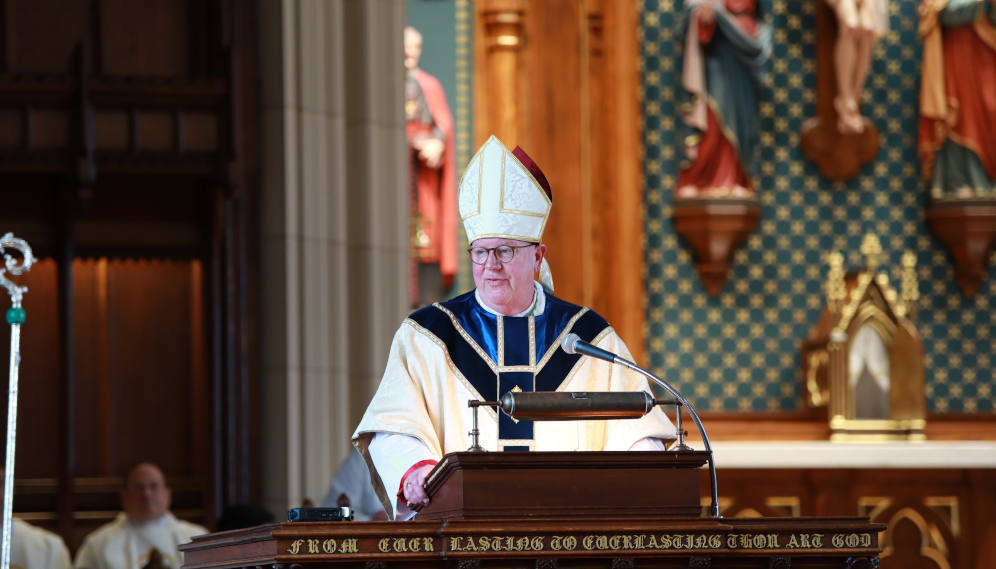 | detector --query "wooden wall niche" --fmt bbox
[800,235,926,441]
[0,0,256,550]
[474,0,647,361]
[926,199,996,298]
